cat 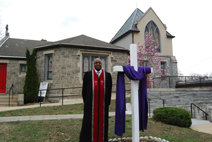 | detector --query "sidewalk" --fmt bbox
[0,112,115,122]
[190,119,212,135]
[0,94,120,112]
[0,99,84,112]
[0,99,212,135]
